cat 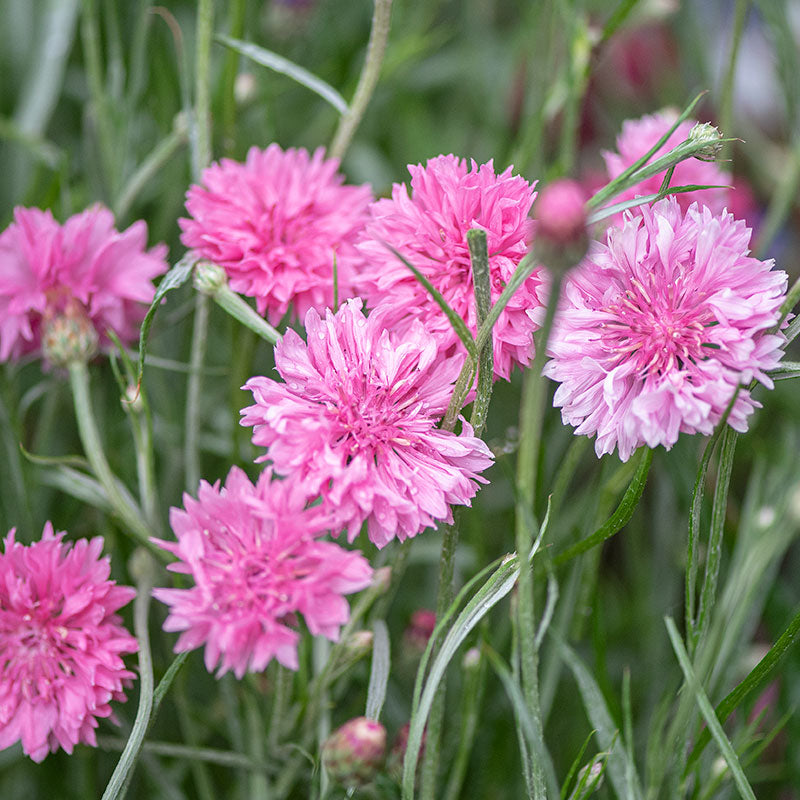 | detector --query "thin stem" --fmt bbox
[184,293,210,490]
[193,0,214,179]
[67,362,155,550]
[719,0,749,140]
[418,521,461,800]
[329,0,393,161]
[755,143,800,259]
[513,278,563,799]
[211,283,281,345]
[101,551,155,800]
